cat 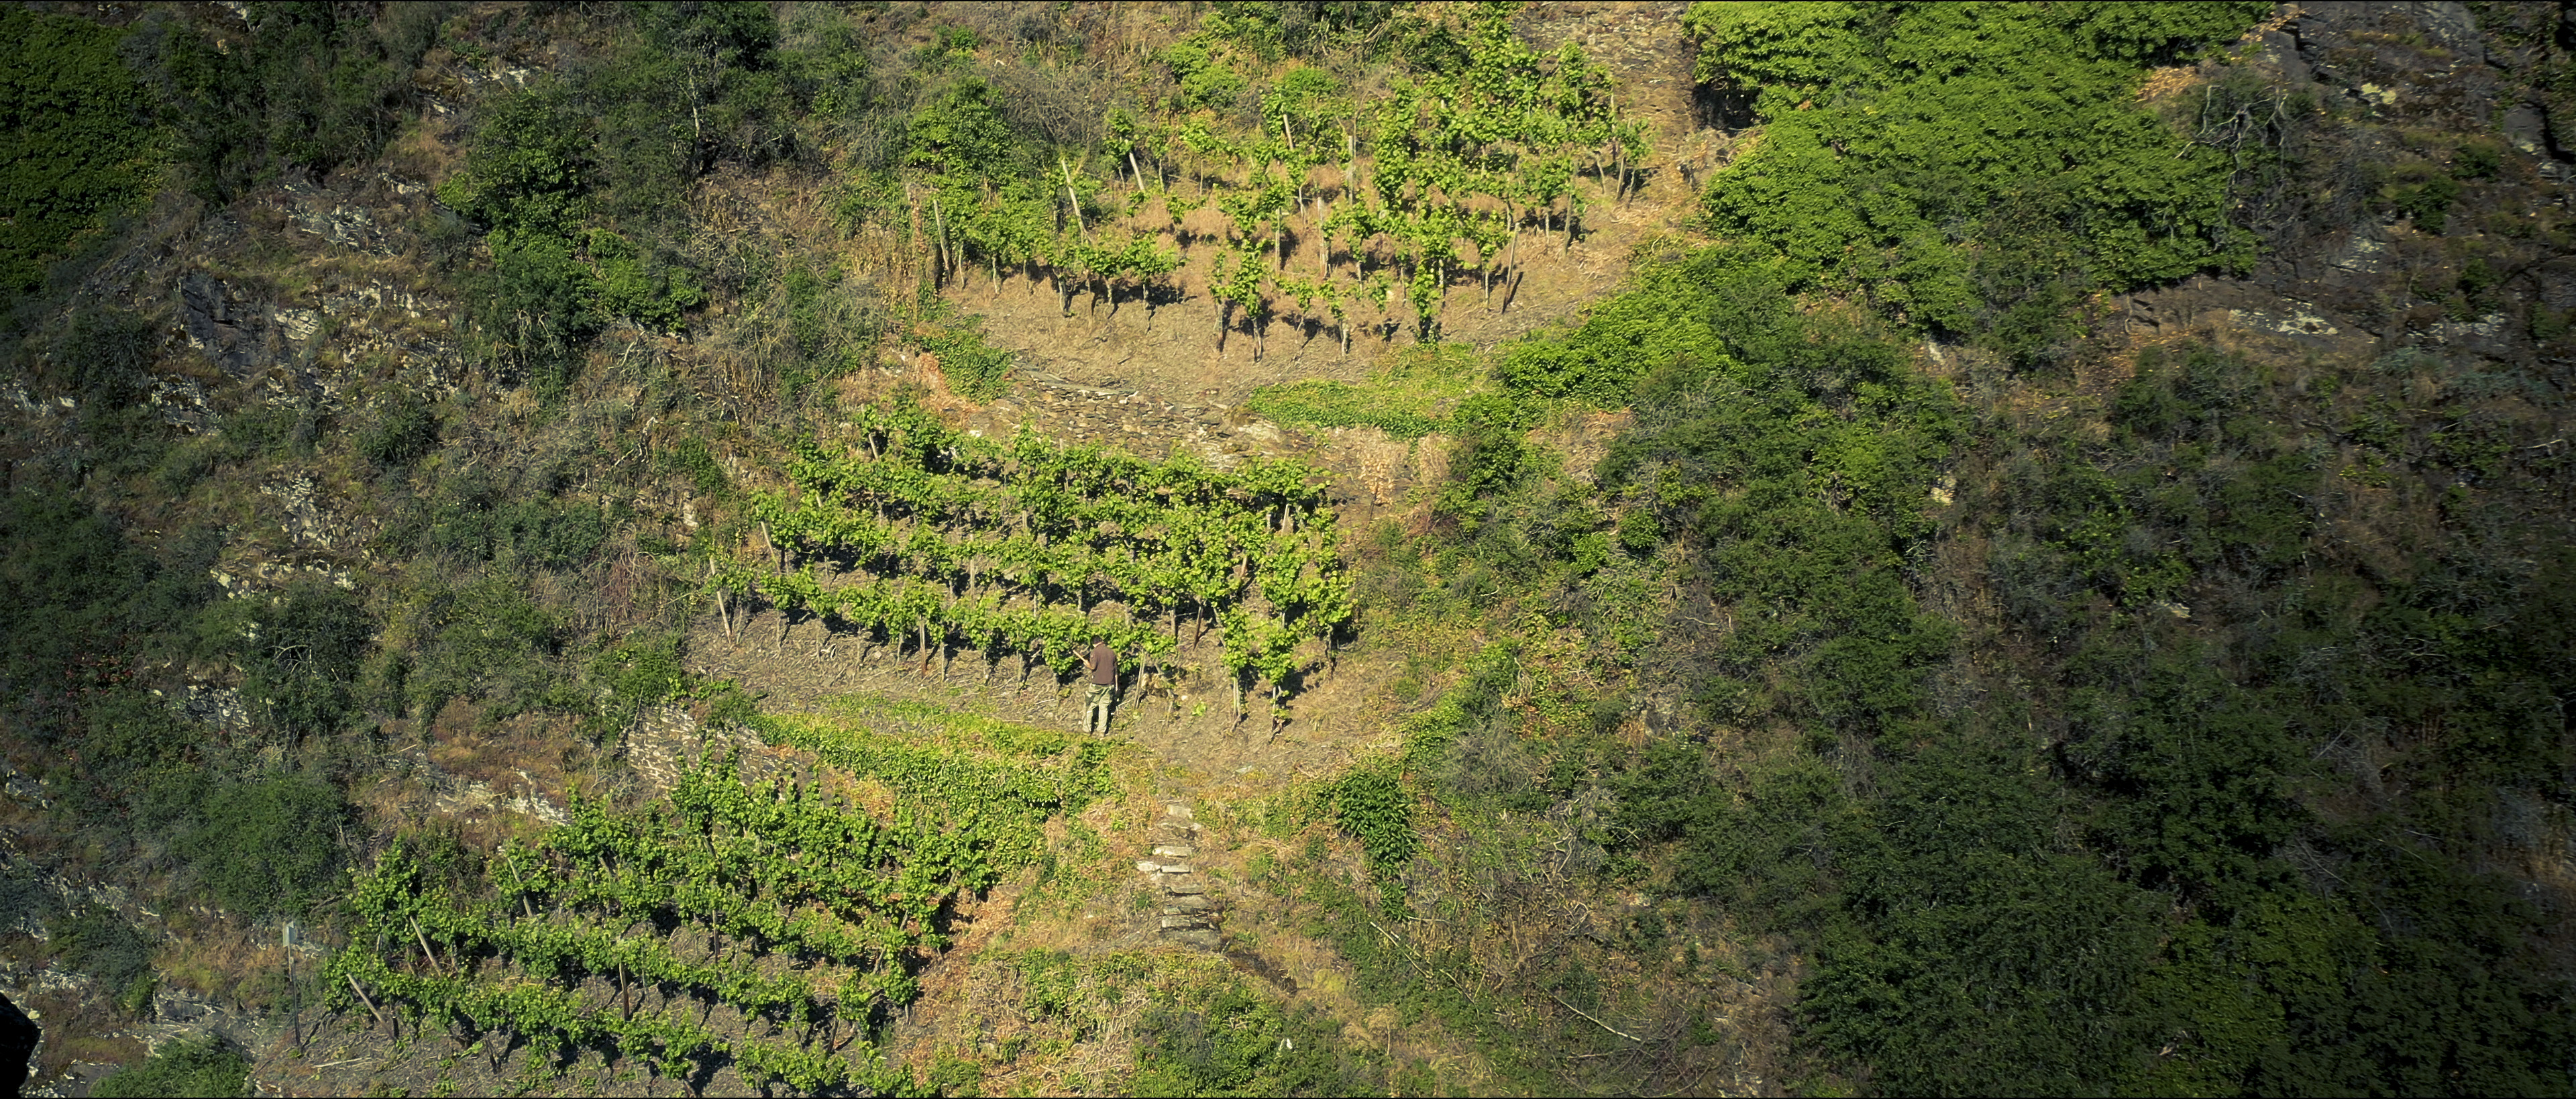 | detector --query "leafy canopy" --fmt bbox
[1684,1,2267,353]
[0,9,162,297]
